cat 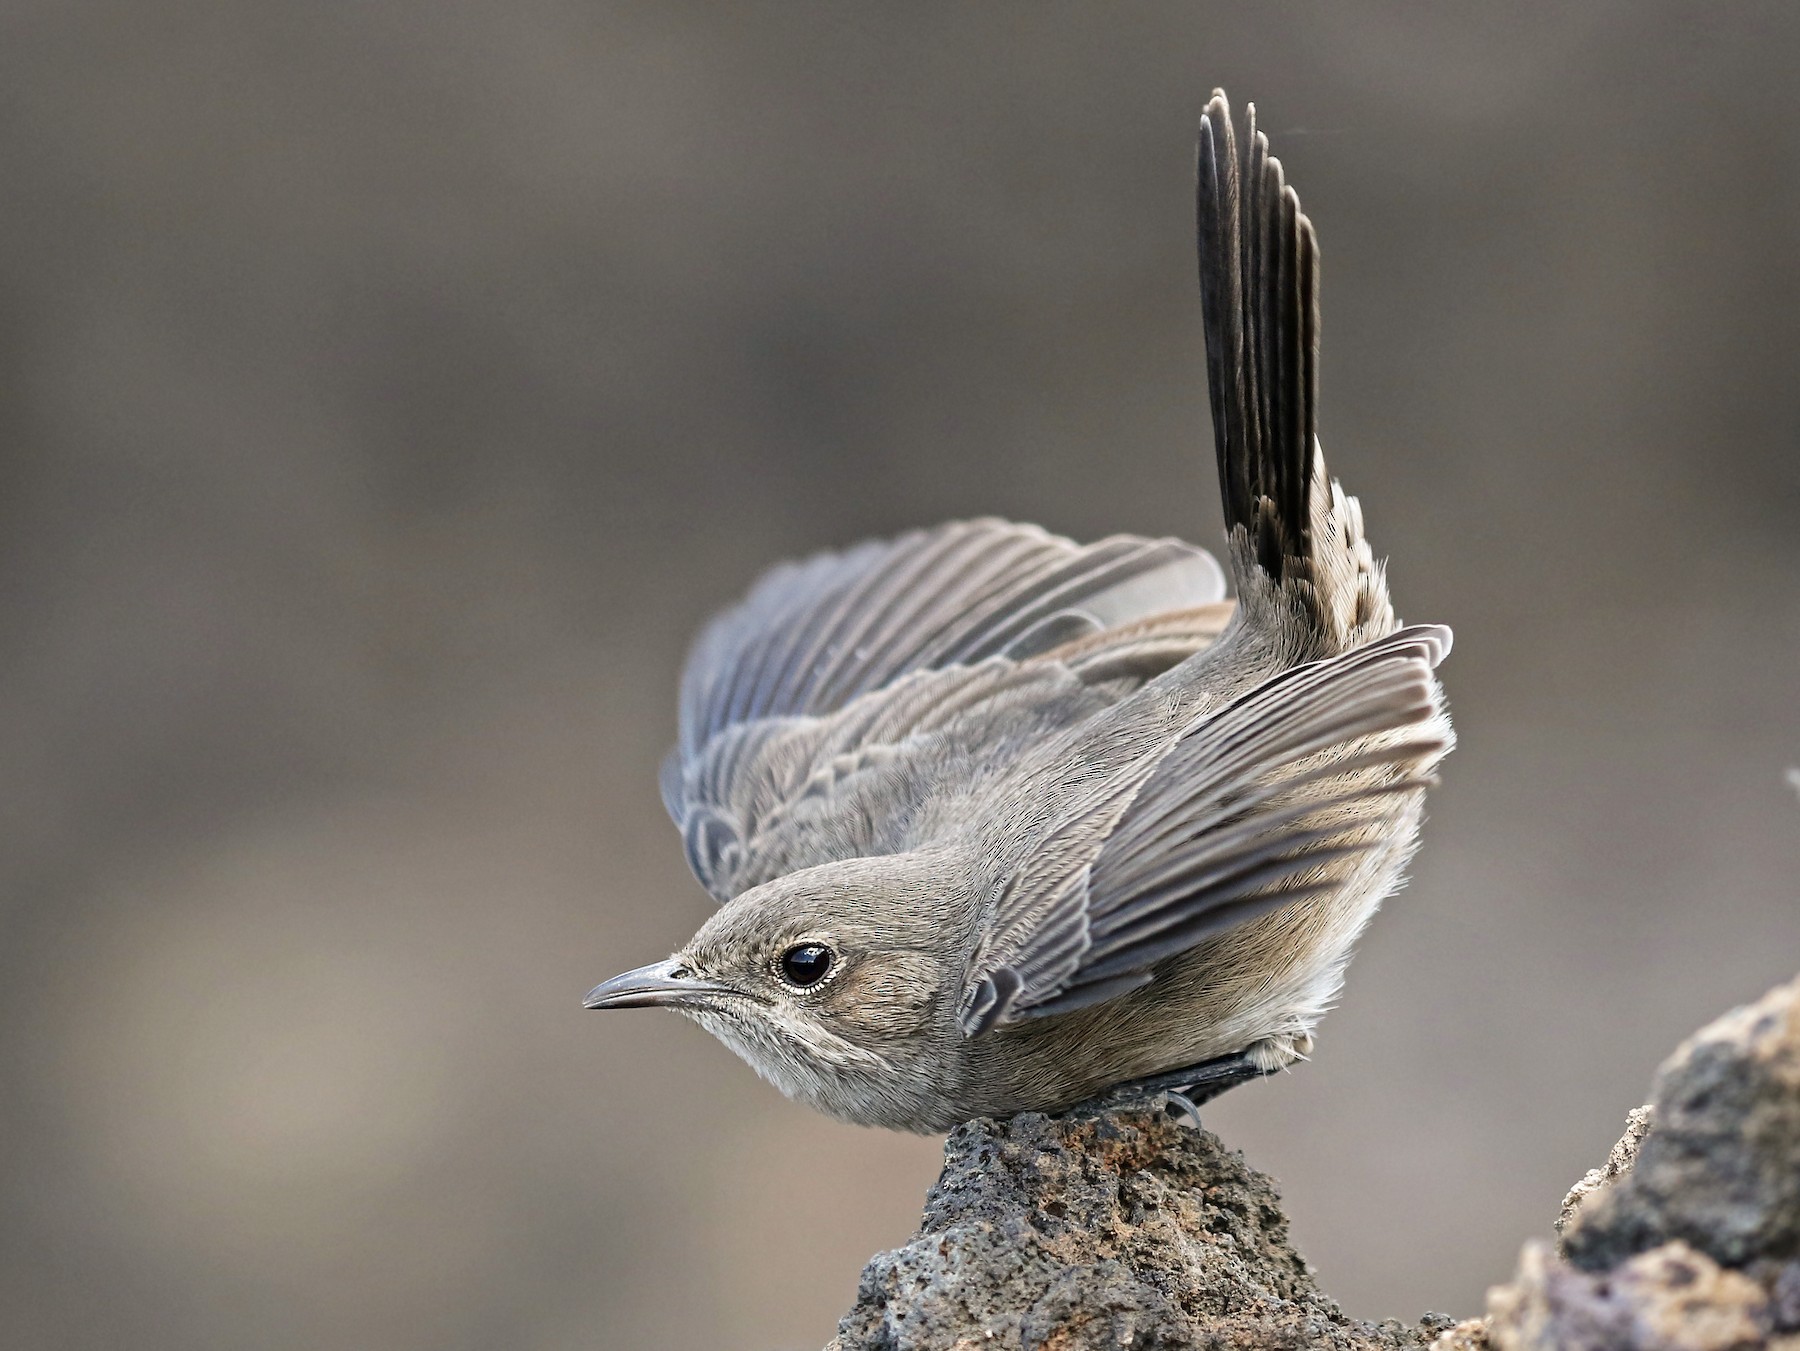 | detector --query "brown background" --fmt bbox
[3,4,1798,1348]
